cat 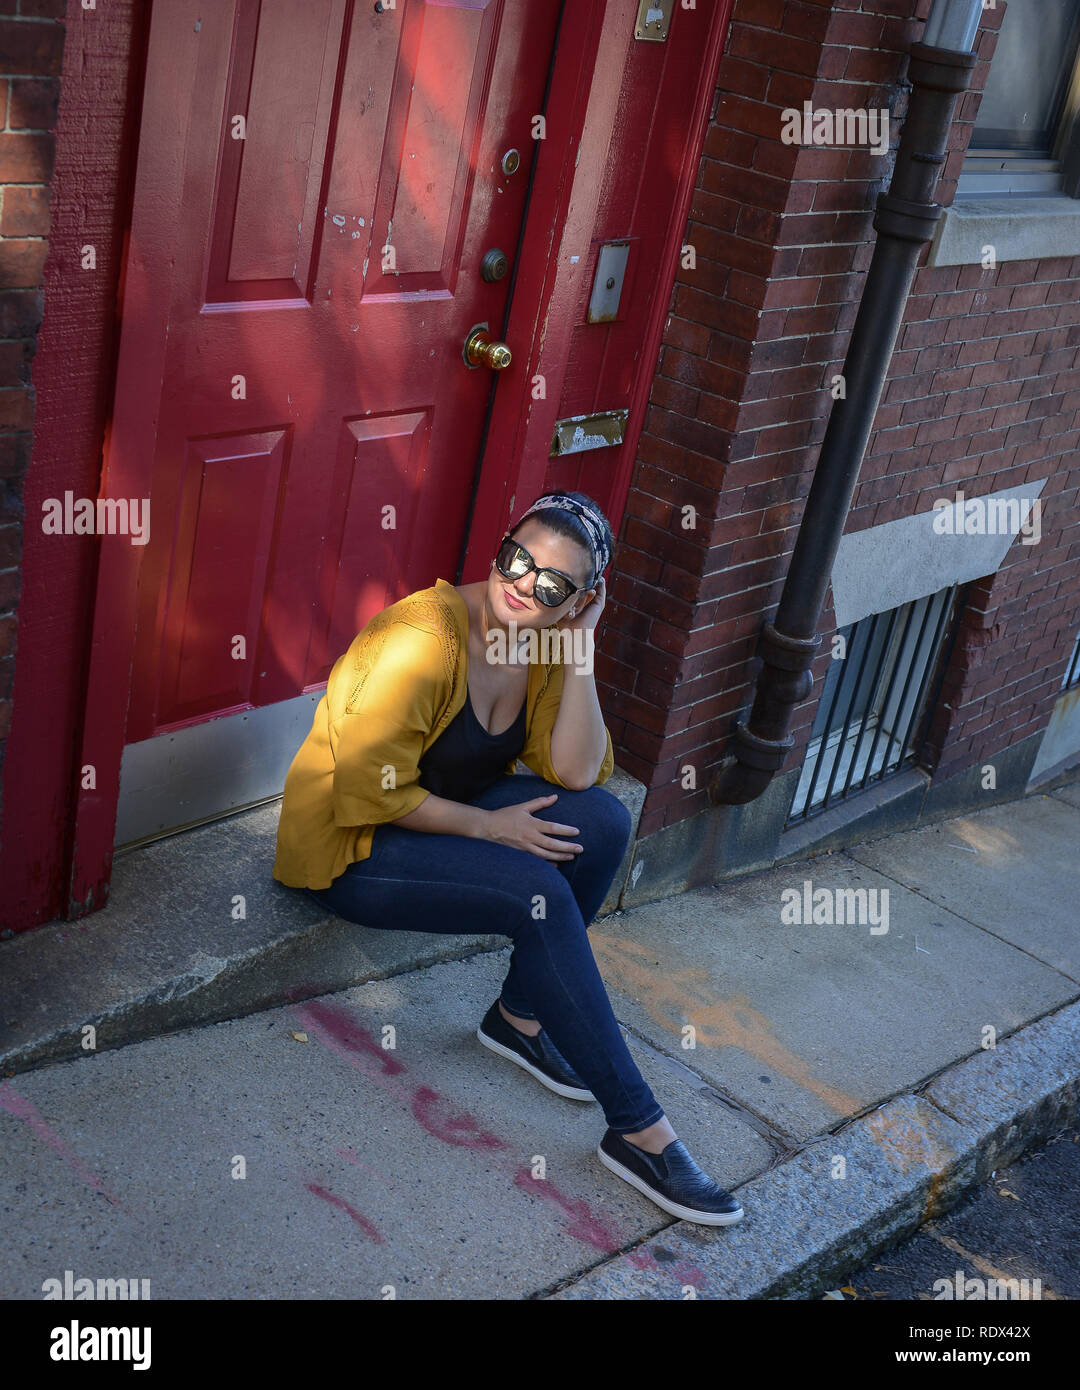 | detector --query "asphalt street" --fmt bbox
[834,1125,1080,1301]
